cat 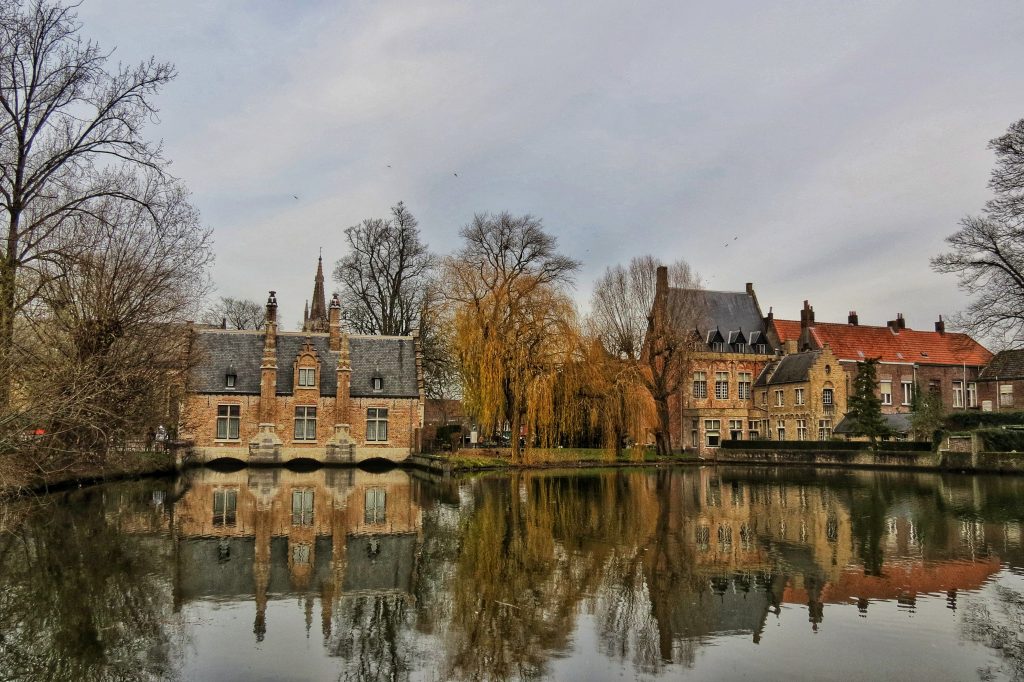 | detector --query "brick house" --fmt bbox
[977,349,1024,411]
[649,267,778,454]
[754,347,846,442]
[181,263,423,463]
[769,303,991,415]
